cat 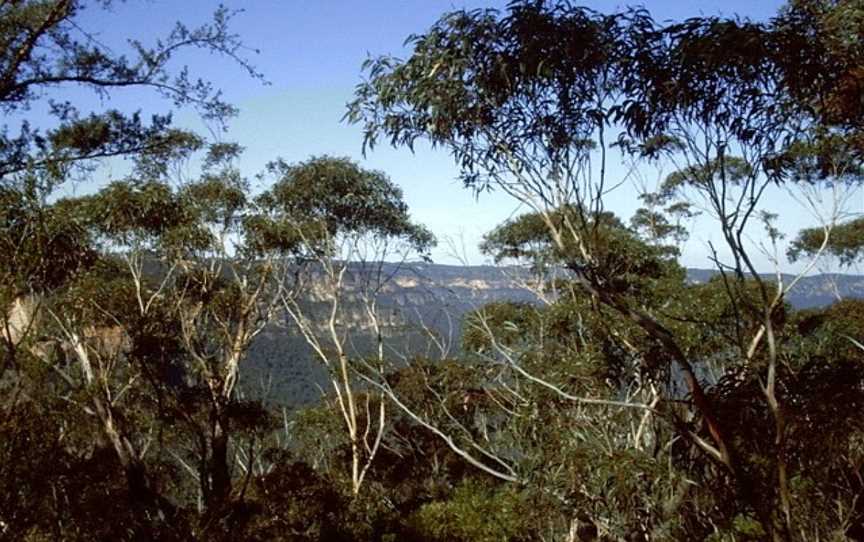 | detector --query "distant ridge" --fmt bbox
[241,264,864,405]
[685,268,864,309]
[388,263,864,310]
